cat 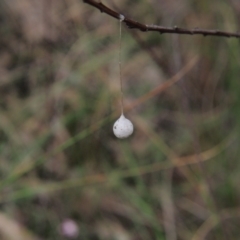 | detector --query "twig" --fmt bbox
[83,0,240,39]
